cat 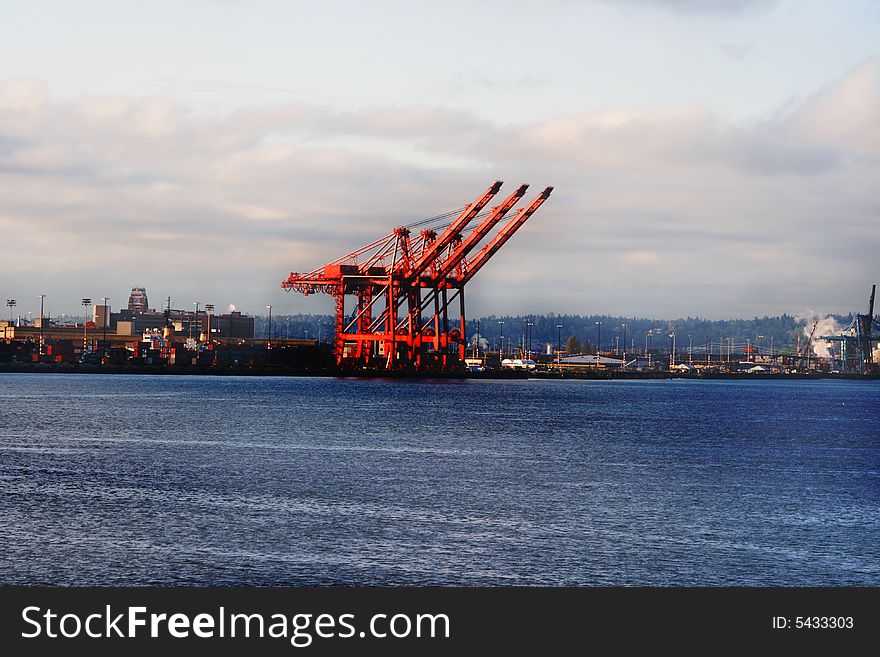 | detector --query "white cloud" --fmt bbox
[0,58,877,318]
